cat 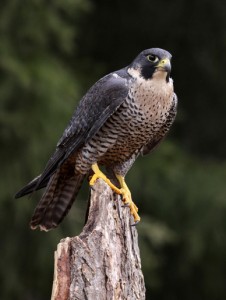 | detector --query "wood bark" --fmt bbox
[51,179,145,300]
